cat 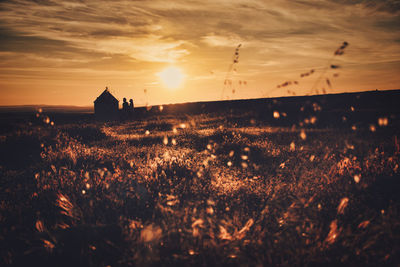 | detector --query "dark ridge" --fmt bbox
[1,89,399,127]
[143,89,400,115]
